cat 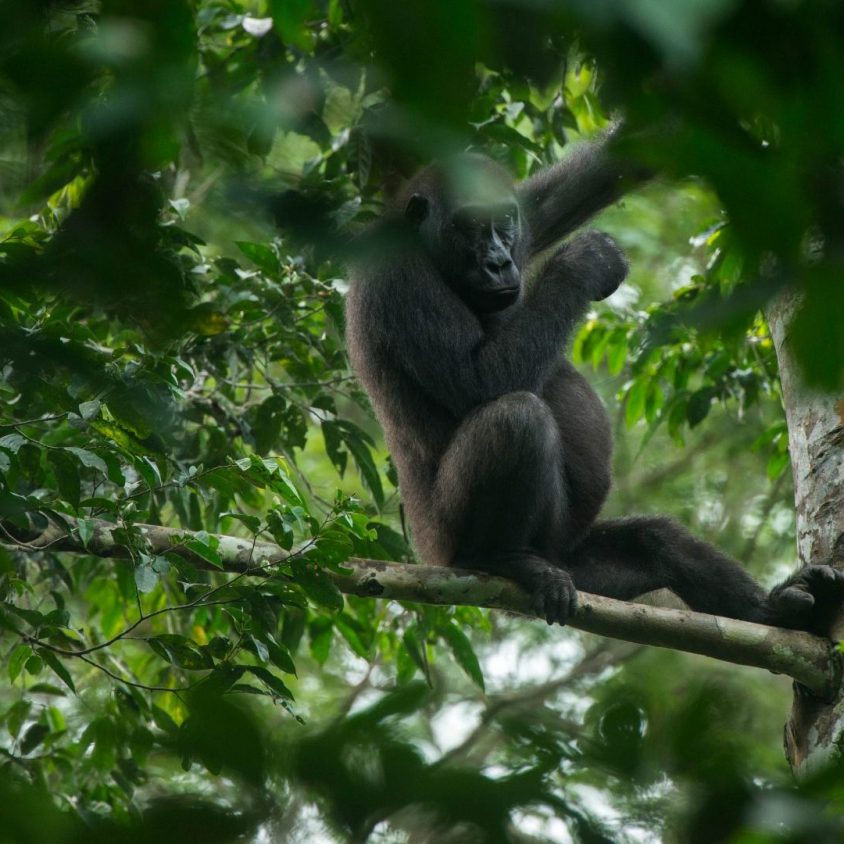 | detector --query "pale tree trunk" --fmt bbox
[768,292,844,776]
